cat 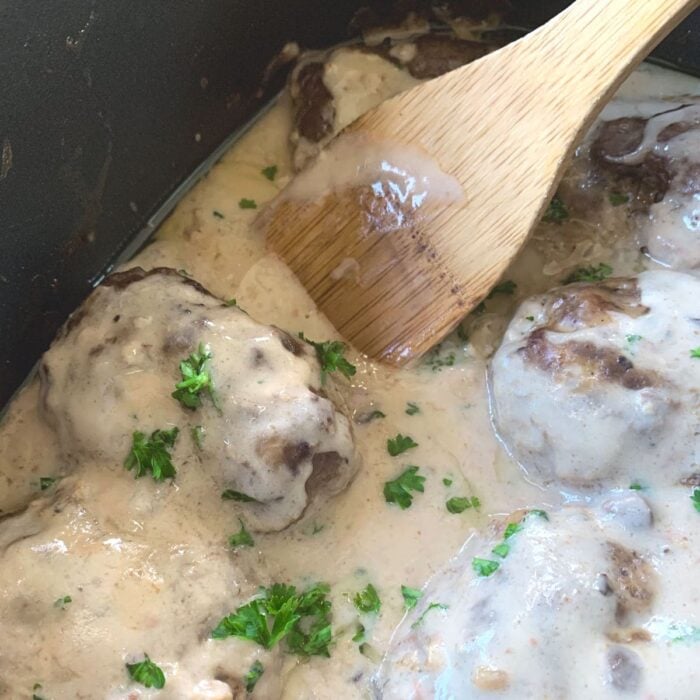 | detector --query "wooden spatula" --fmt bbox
[265,0,697,365]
